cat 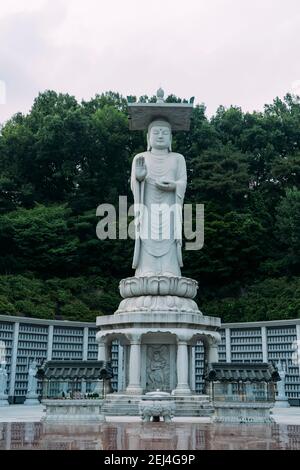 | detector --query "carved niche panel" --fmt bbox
[146,345,170,392]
